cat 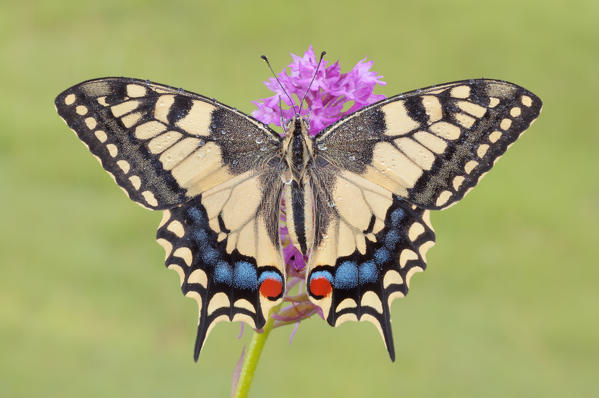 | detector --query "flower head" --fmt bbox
[252,45,386,135]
